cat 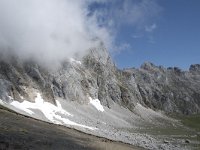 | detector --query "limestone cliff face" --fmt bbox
[0,47,200,114]
[123,63,200,114]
